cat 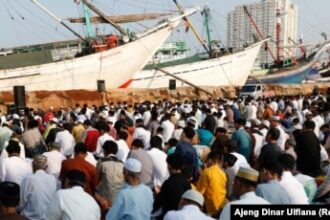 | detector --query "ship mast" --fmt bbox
[82,0,128,40]
[172,0,210,54]
[82,2,94,39]
[276,8,281,64]
[243,6,277,64]
[201,5,213,57]
[31,0,88,43]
